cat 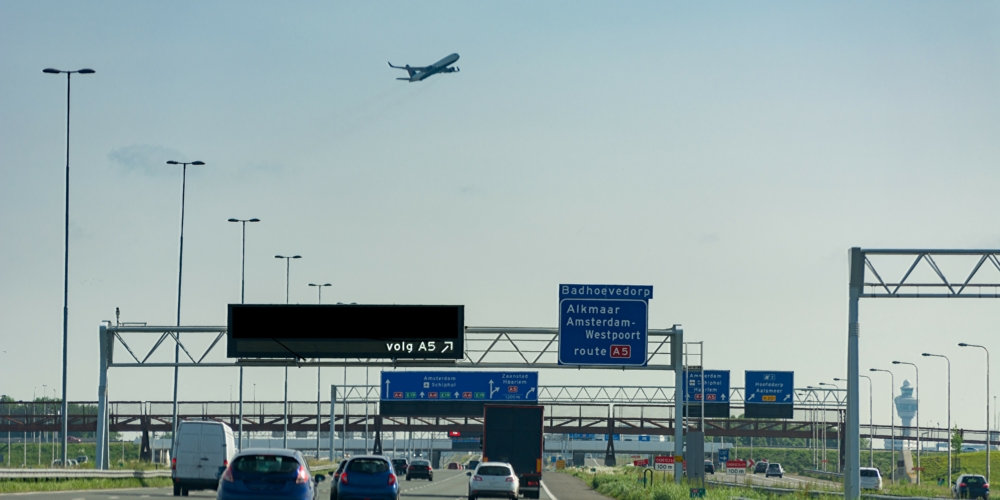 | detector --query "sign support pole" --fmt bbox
[329,386,336,461]
[845,247,863,500]
[673,328,684,484]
